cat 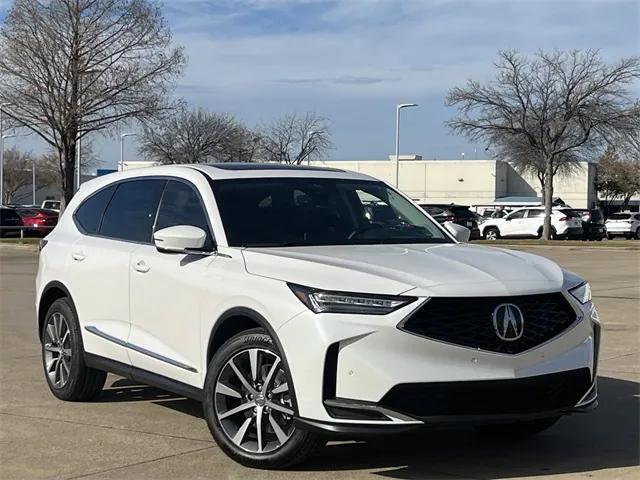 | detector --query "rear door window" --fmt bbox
[99,179,165,243]
[74,185,116,235]
[526,209,544,218]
